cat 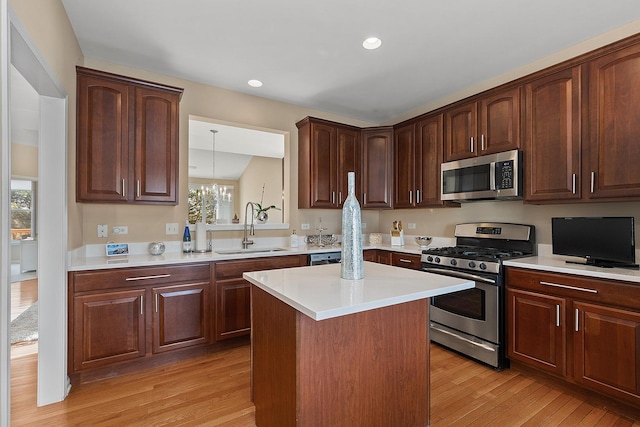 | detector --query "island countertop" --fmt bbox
[243,261,475,321]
